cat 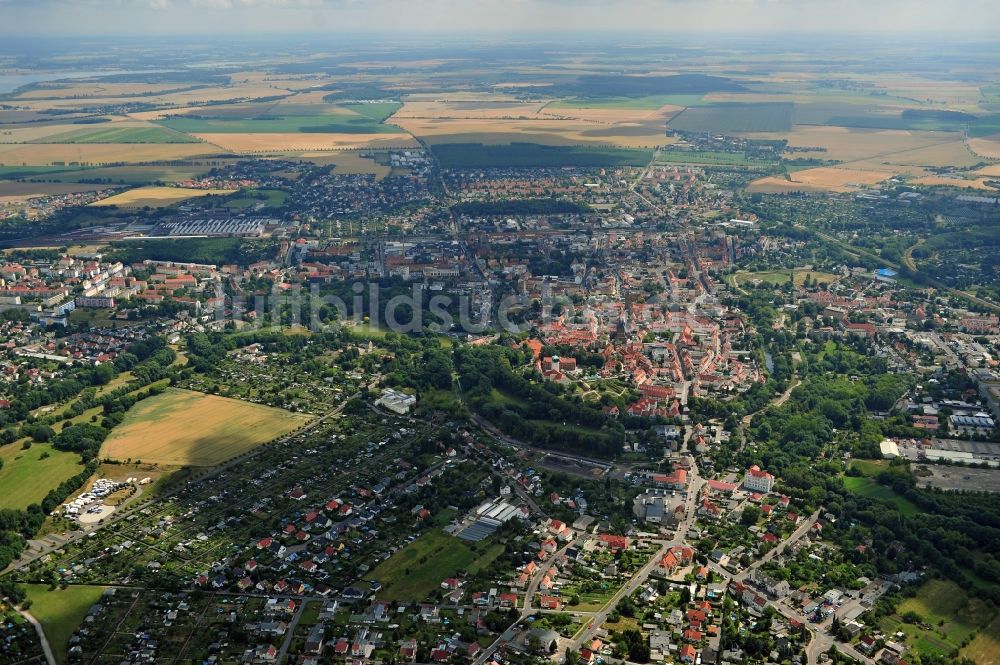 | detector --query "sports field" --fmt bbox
[99,388,311,466]
[366,529,503,601]
[0,443,85,510]
[90,186,235,208]
[24,584,107,665]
